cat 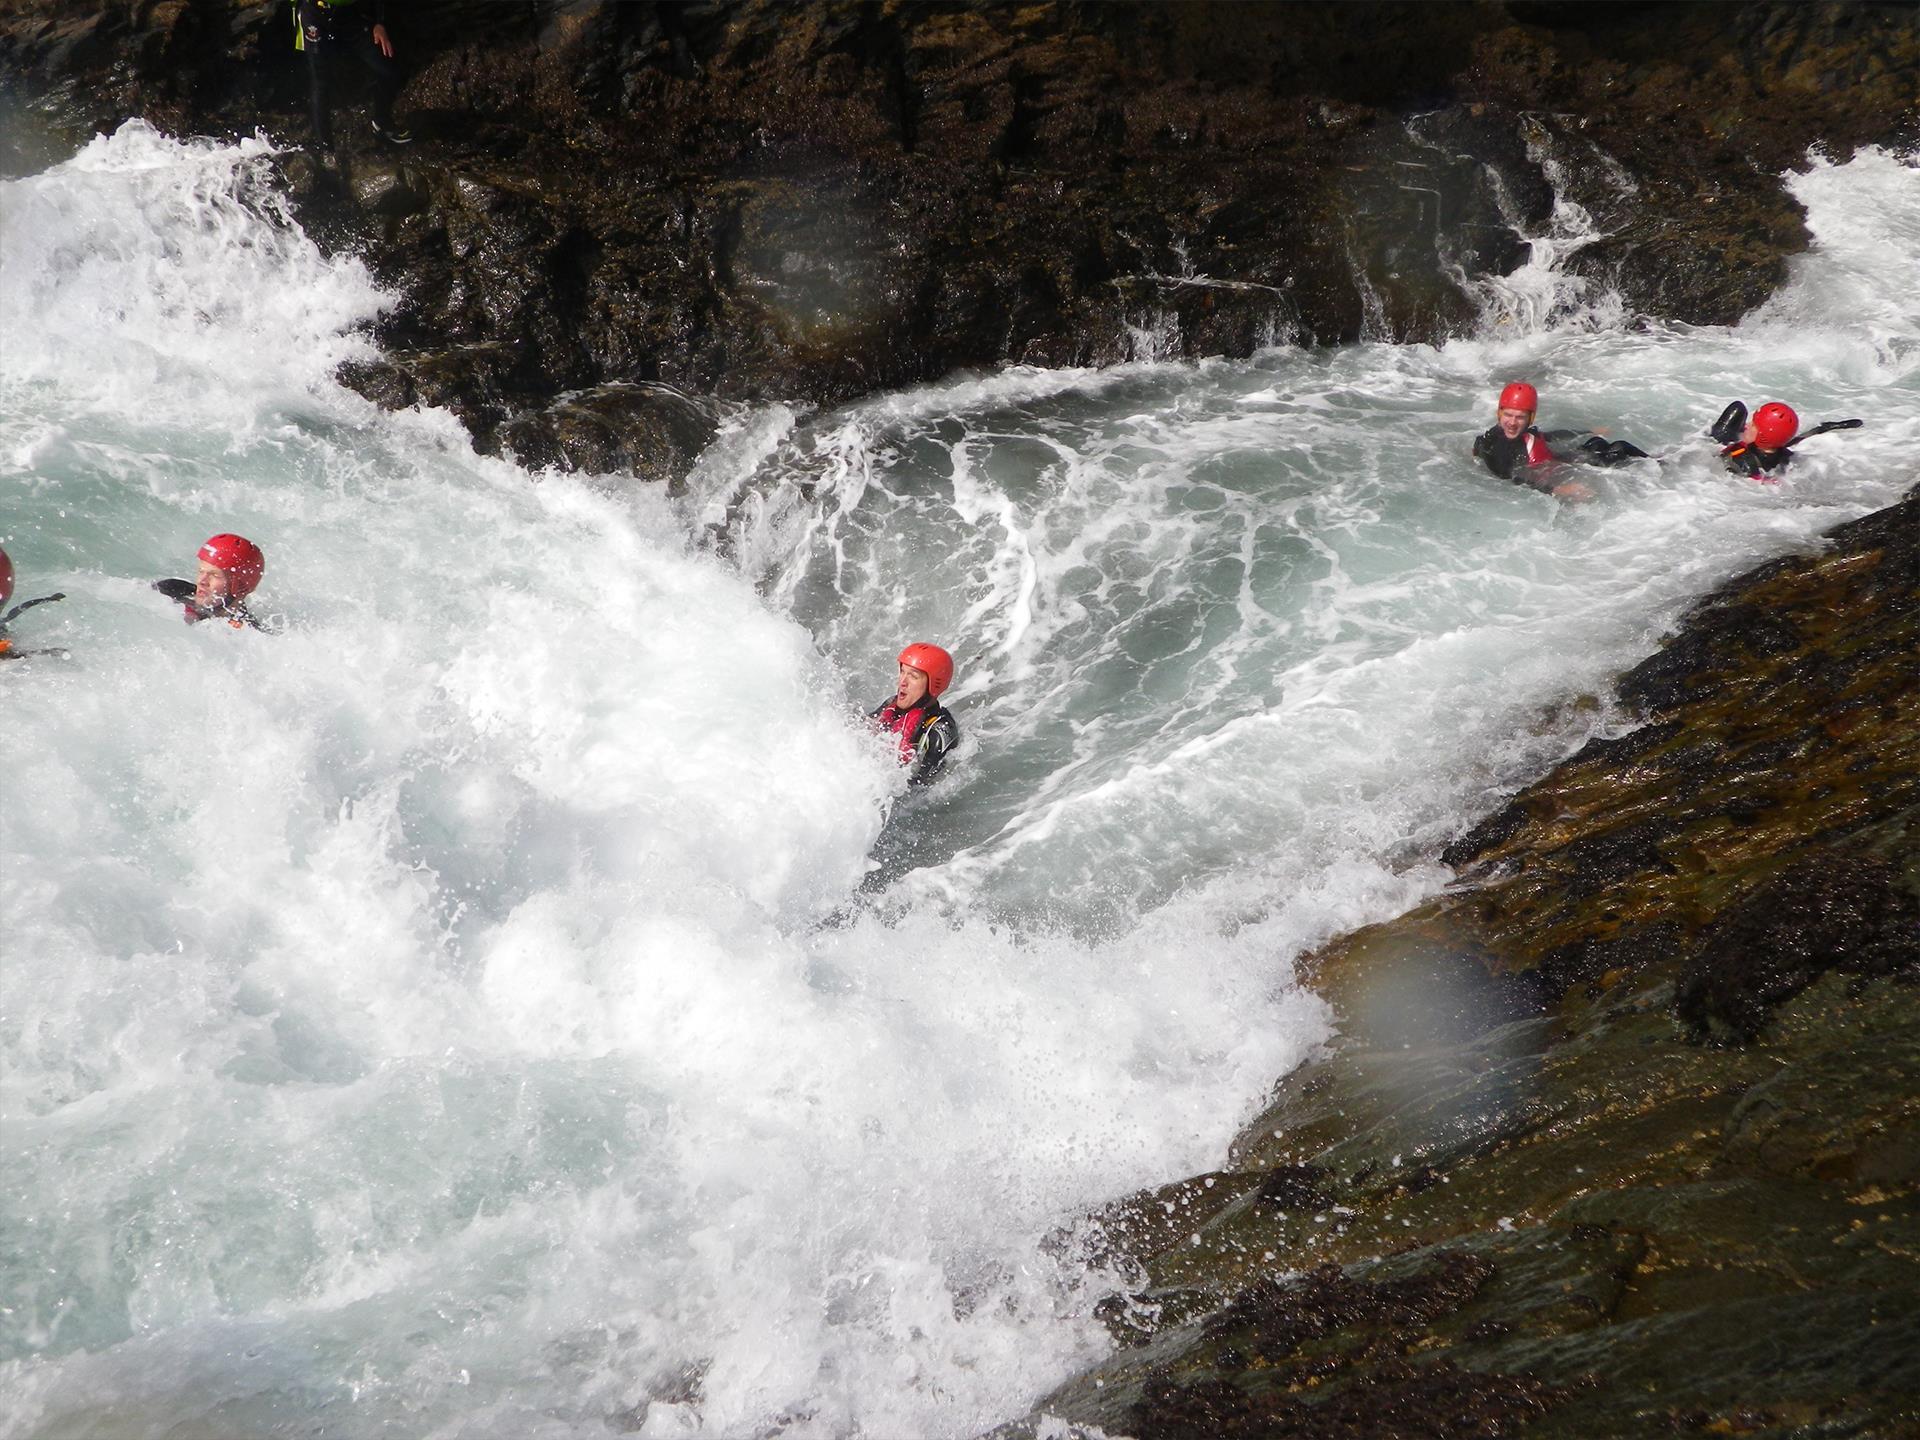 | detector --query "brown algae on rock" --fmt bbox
[1015,492,1919,1436]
